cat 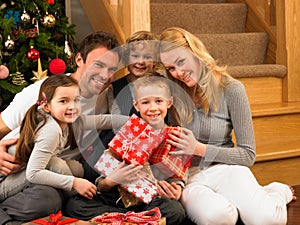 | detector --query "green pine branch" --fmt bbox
[0,0,77,109]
